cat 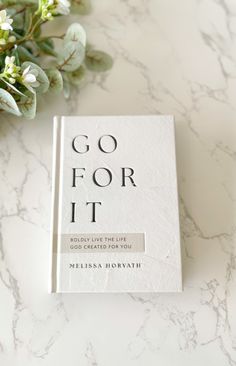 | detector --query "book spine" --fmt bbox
[49,116,62,293]
[172,118,183,291]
